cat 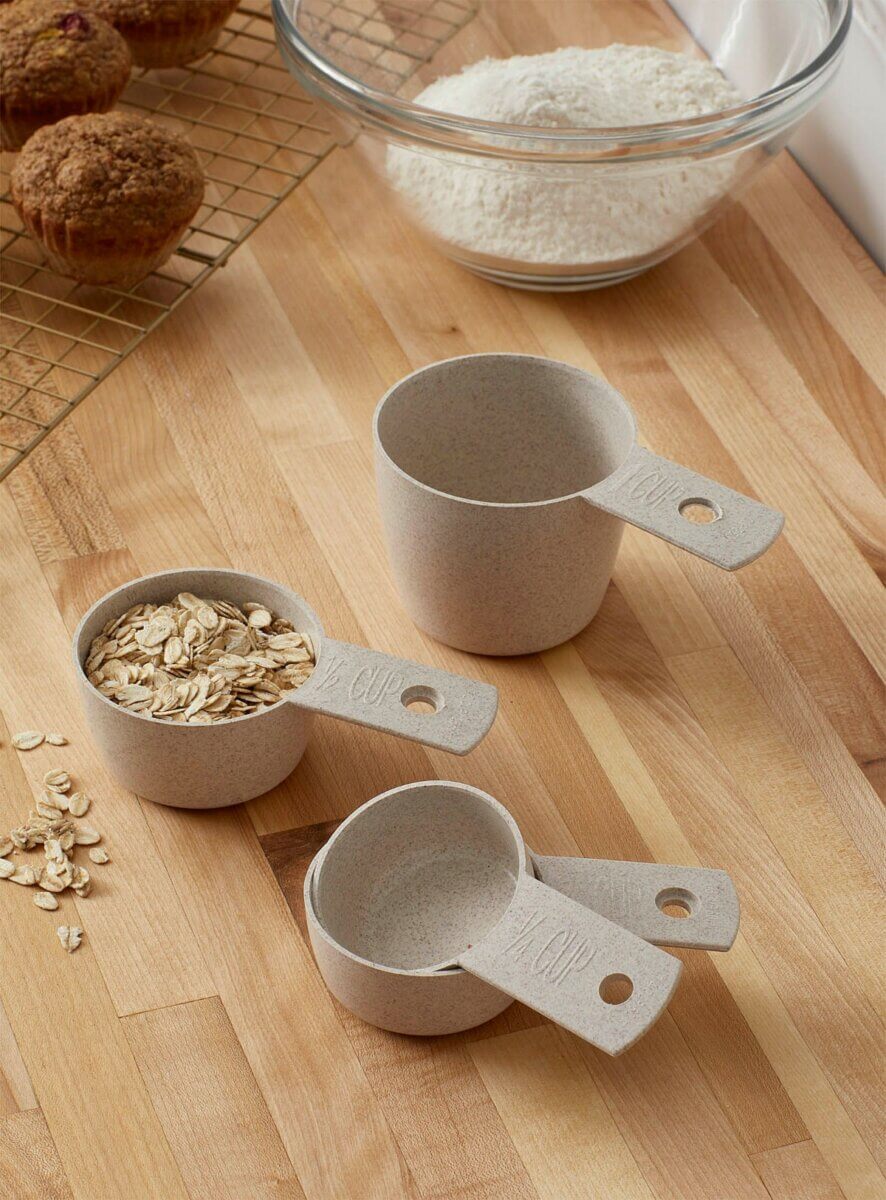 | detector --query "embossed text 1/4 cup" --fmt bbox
[73,568,498,808]
[306,781,684,1053]
[374,354,784,655]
